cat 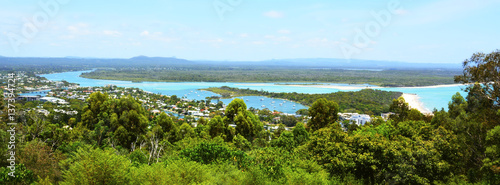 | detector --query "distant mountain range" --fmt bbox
[0,56,462,70]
